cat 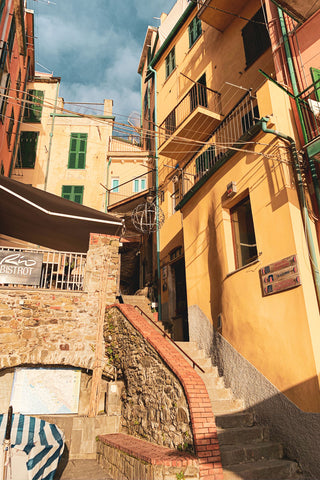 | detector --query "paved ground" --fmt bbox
[54,459,113,480]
